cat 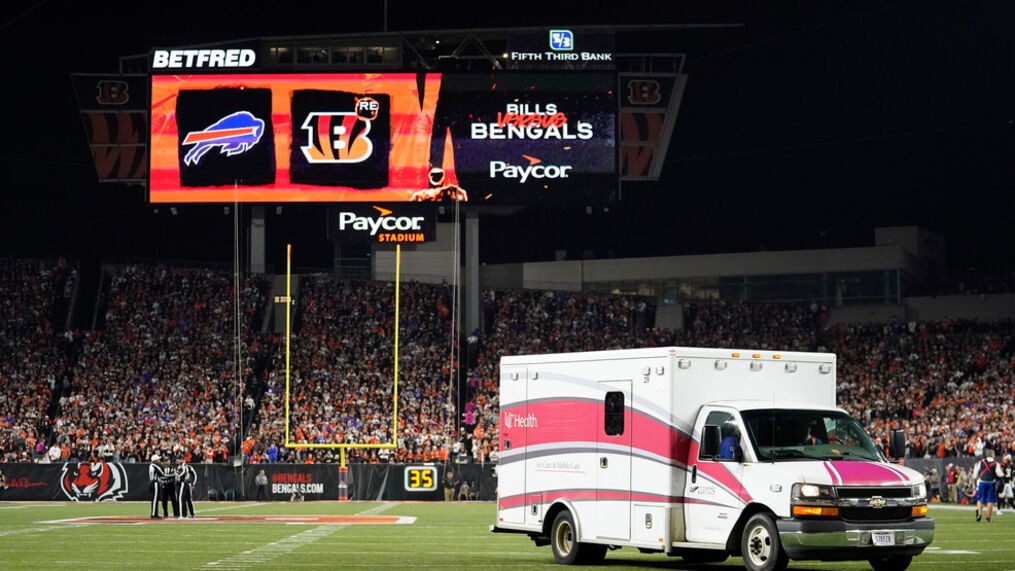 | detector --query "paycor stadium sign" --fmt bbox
[332,205,436,243]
